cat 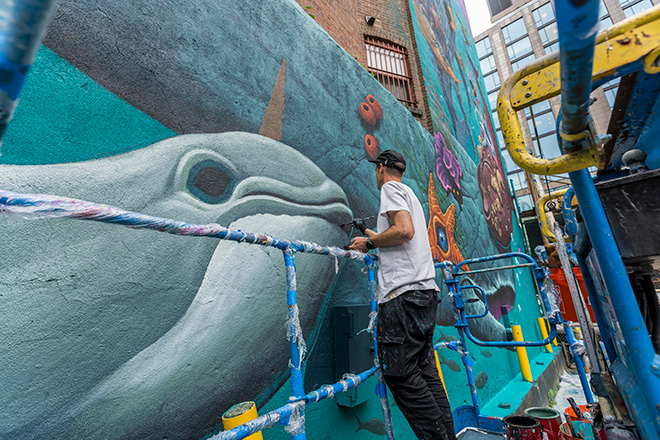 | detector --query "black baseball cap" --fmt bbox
[368,149,406,172]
